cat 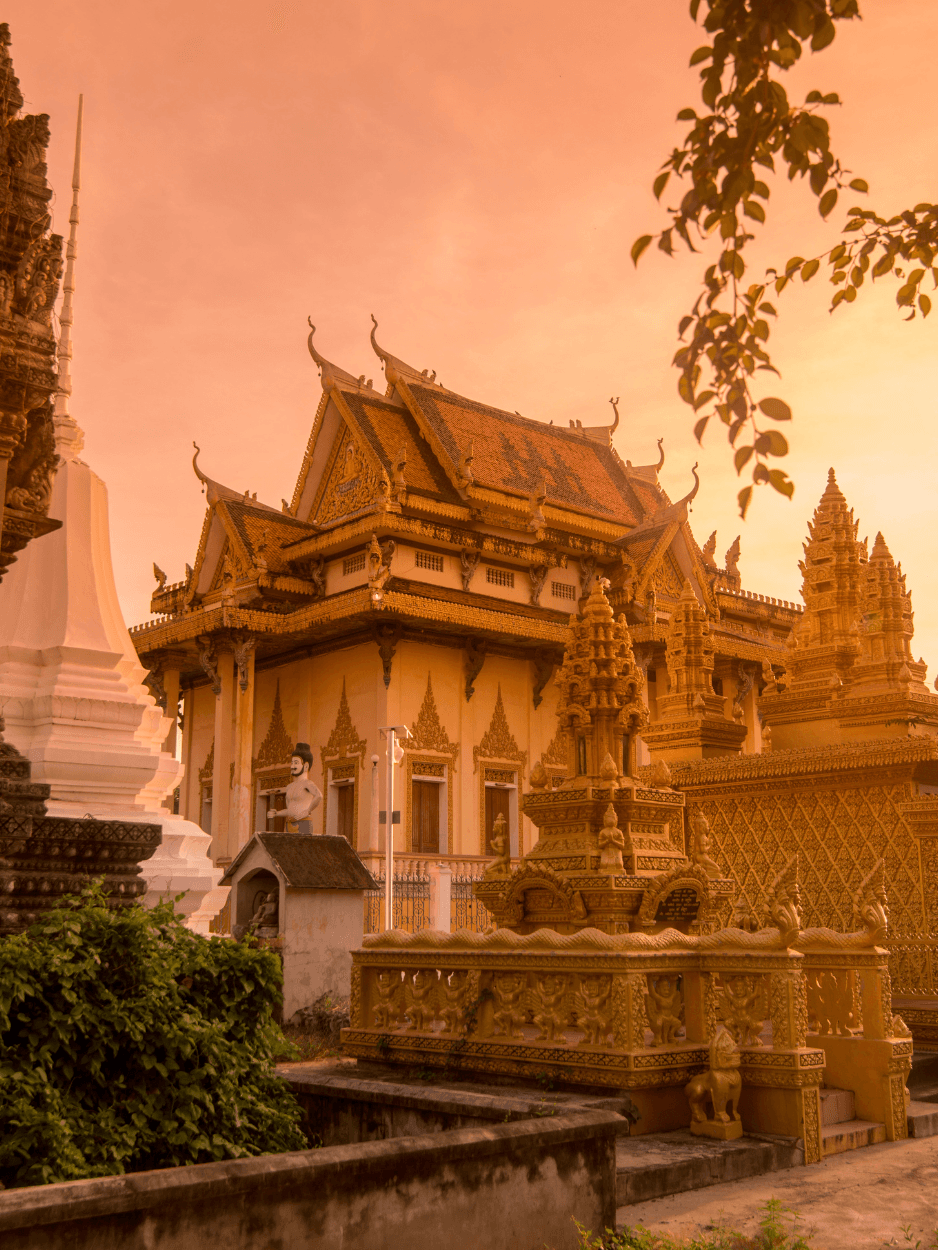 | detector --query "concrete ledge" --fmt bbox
[908,1101,938,1138]
[616,1131,803,1206]
[0,1110,622,1250]
[821,1119,886,1156]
